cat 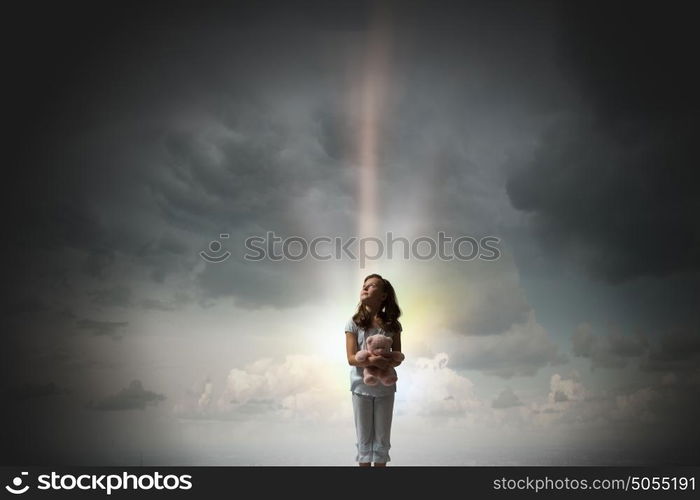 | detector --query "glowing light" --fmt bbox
[298,304,352,394]
[357,2,392,283]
